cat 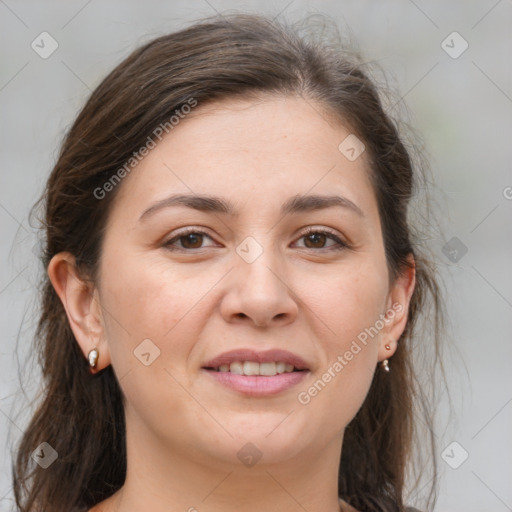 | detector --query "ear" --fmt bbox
[378,253,416,362]
[47,252,111,373]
